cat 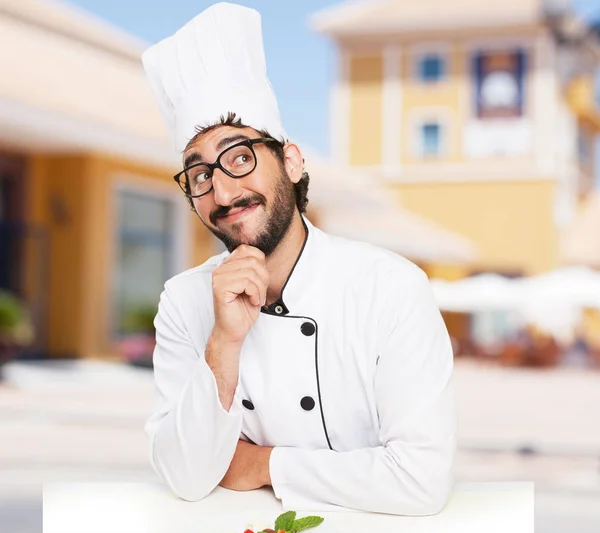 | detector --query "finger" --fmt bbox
[214,272,265,307]
[214,263,266,299]
[217,257,269,290]
[225,244,266,264]
[225,273,266,307]
[216,277,262,307]
[240,277,263,307]
[241,277,263,307]
[217,257,269,292]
